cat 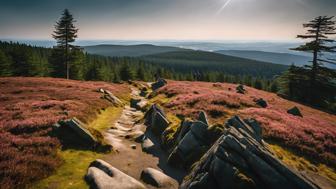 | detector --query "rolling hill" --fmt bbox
[142,50,288,78]
[215,50,312,66]
[82,44,188,57]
